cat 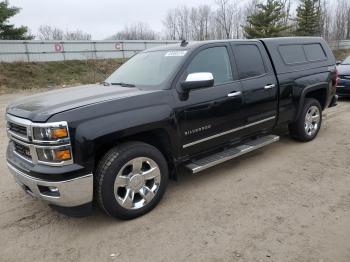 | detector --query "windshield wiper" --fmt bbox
[110,82,136,87]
